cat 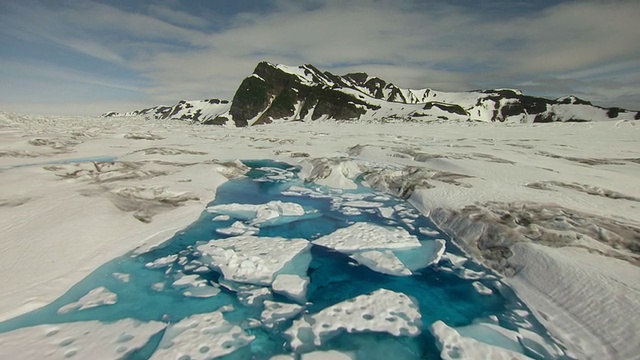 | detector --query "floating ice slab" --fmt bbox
[212,214,231,221]
[419,227,440,237]
[472,281,493,295]
[151,311,254,359]
[340,206,362,216]
[57,287,117,314]
[313,223,420,252]
[0,319,165,359]
[352,250,412,276]
[393,239,446,271]
[261,300,304,328]
[378,207,395,219]
[456,322,525,354]
[207,201,308,227]
[281,185,332,199]
[342,200,383,208]
[171,273,221,298]
[145,254,178,269]
[112,272,130,283]
[285,289,421,350]
[241,286,272,306]
[272,274,309,303]
[197,235,311,286]
[301,350,354,359]
[430,321,531,360]
[216,221,258,236]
